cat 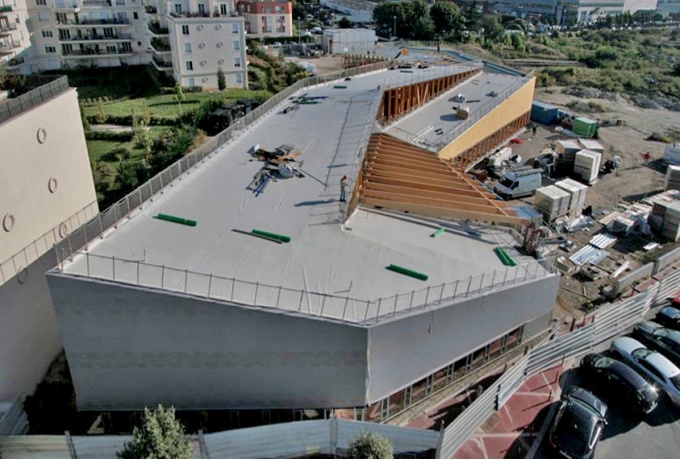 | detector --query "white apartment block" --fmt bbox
[165,0,247,89]
[236,0,292,39]
[27,0,148,71]
[0,78,98,401]
[0,0,31,72]
[557,0,658,23]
